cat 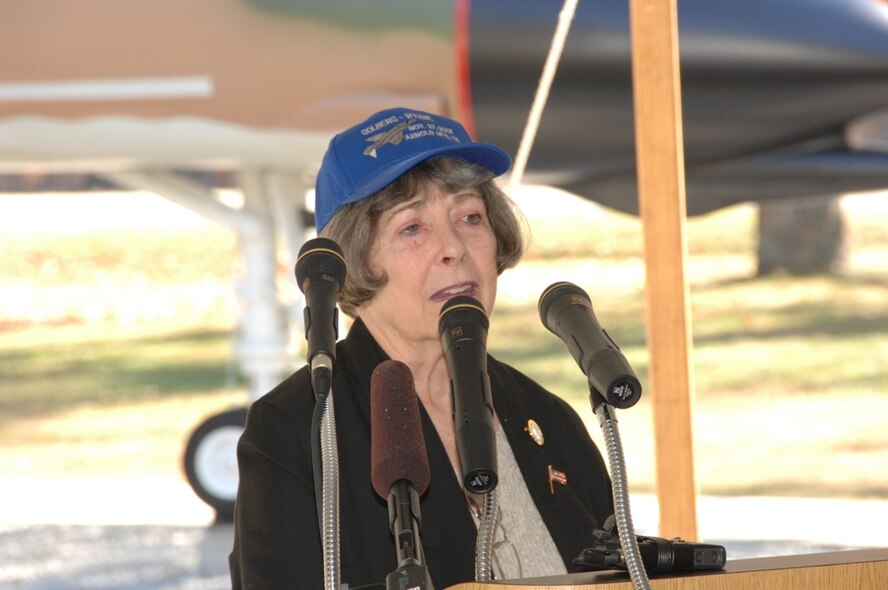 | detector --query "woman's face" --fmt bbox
[357,181,499,347]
